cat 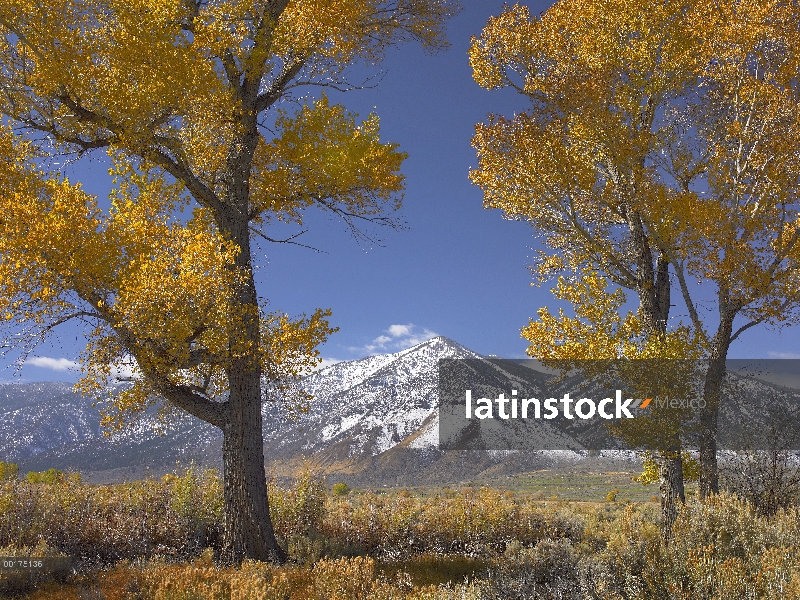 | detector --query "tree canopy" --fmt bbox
[470,0,800,512]
[0,0,459,563]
